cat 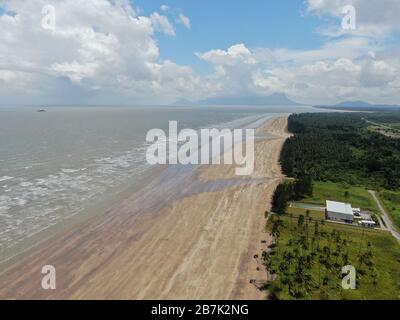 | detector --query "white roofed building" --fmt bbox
[358,220,376,228]
[326,200,354,223]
